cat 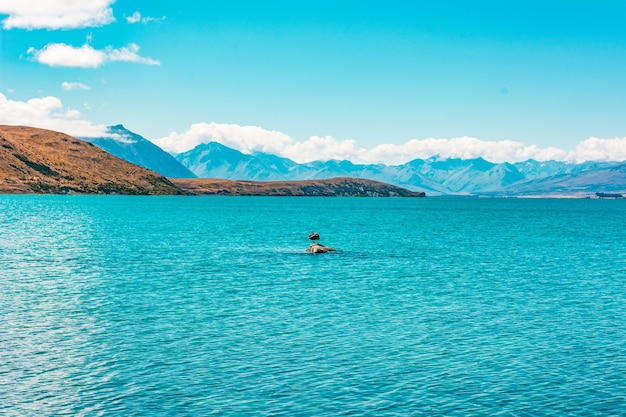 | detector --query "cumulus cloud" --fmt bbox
[1,97,622,164]
[359,138,570,165]
[285,135,365,163]
[125,11,165,24]
[153,122,294,156]
[570,137,626,163]
[28,43,160,68]
[0,0,115,30]
[152,122,626,165]
[28,43,105,68]
[62,81,91,91]
[0,93,107,137]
